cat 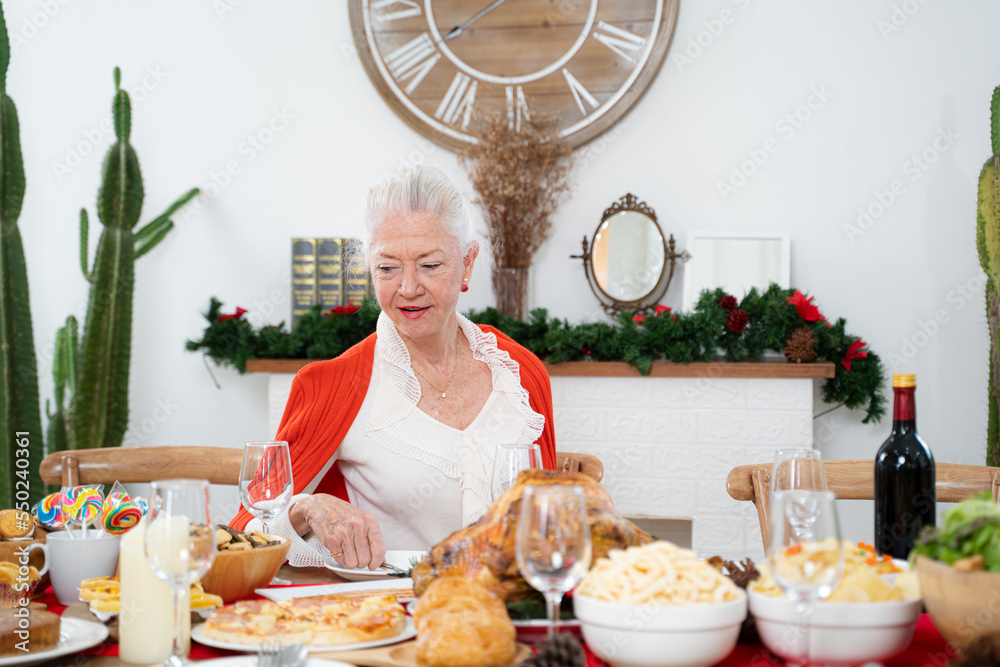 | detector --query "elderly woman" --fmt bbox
[231,166,556,569]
